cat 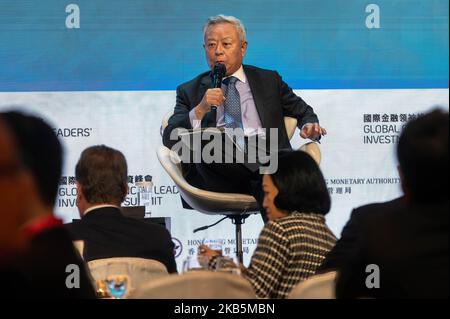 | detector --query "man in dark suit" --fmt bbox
[65,145,177,274]
[162,15,326,220]
[336,109,449,298]
[317,197,405,273]
[0,111,96,299]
